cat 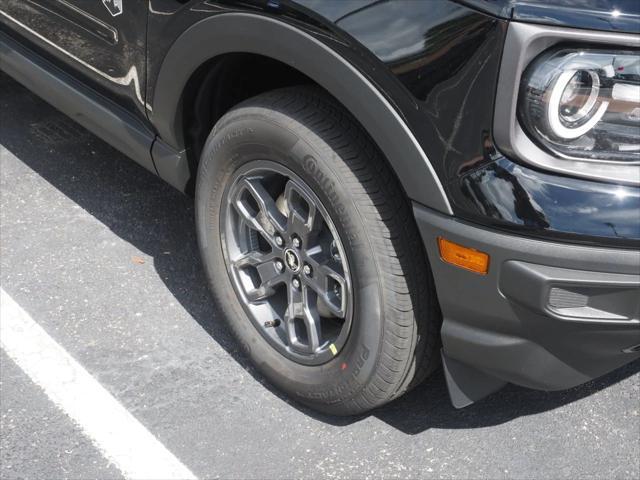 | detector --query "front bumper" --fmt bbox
[414,204,640,406]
